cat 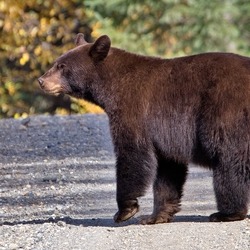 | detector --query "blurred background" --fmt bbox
[1,0,250,119]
